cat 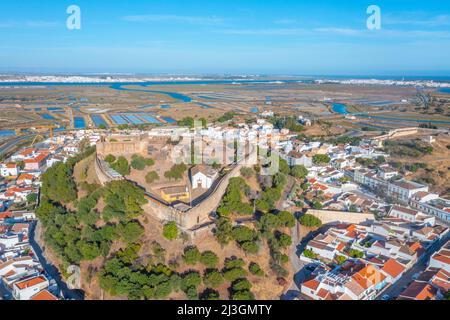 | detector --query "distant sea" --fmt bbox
[2,76,450,87]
